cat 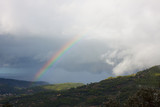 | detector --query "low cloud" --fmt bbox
[102,35,160,76]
